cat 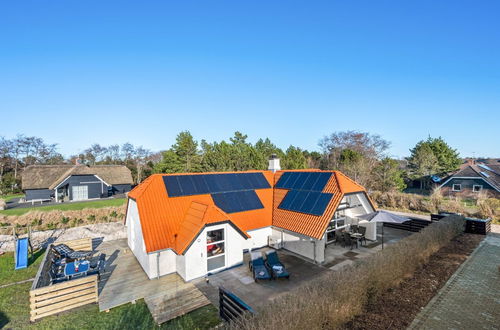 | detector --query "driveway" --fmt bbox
[409,232,500,329]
